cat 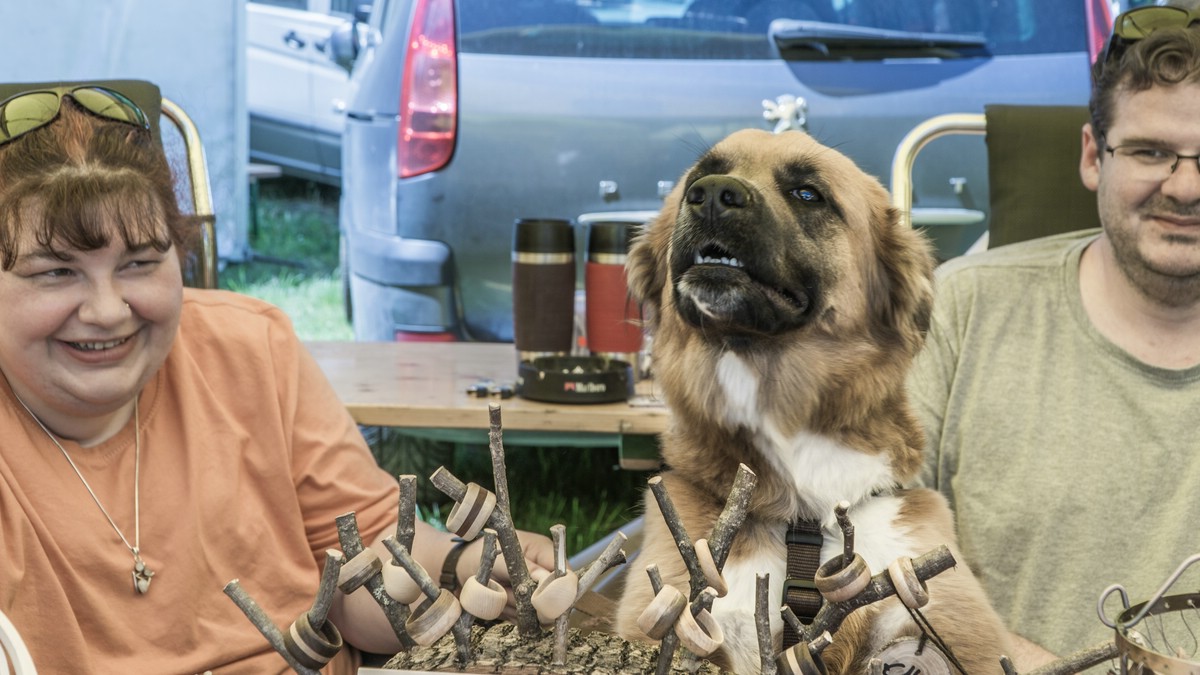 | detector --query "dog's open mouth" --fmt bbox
[673,241,815,335]
[691,243,811,314]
